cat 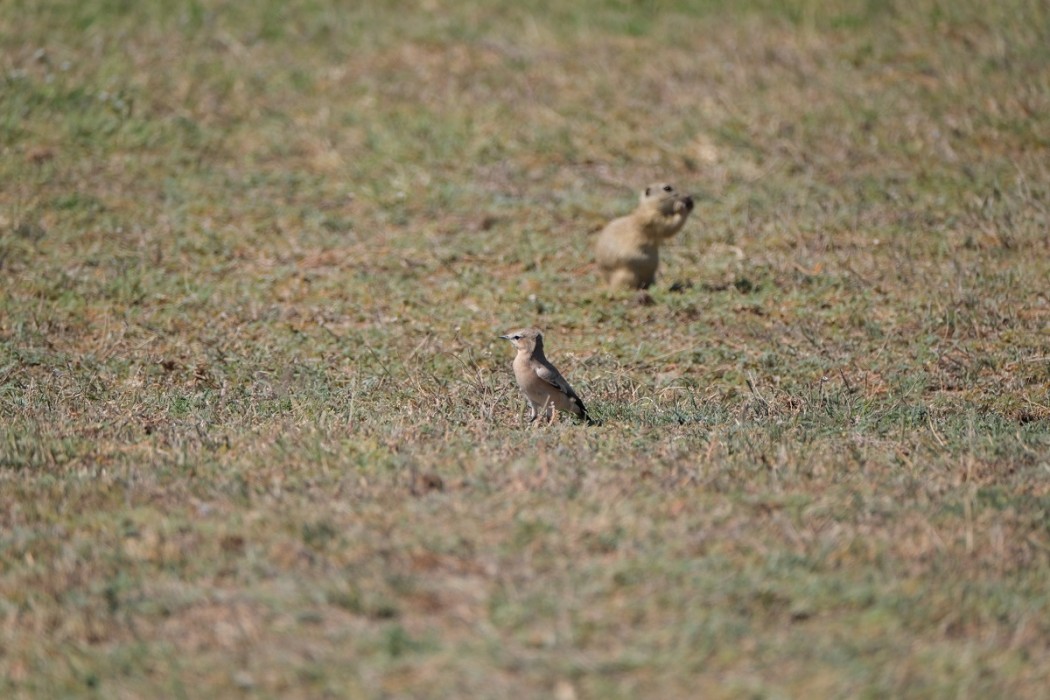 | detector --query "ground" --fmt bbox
[2,0,1049,697]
